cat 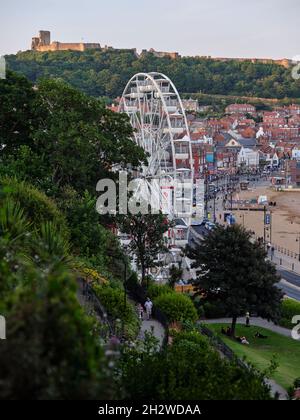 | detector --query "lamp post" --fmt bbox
[296,233,300,262]
[240,213,245,228]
